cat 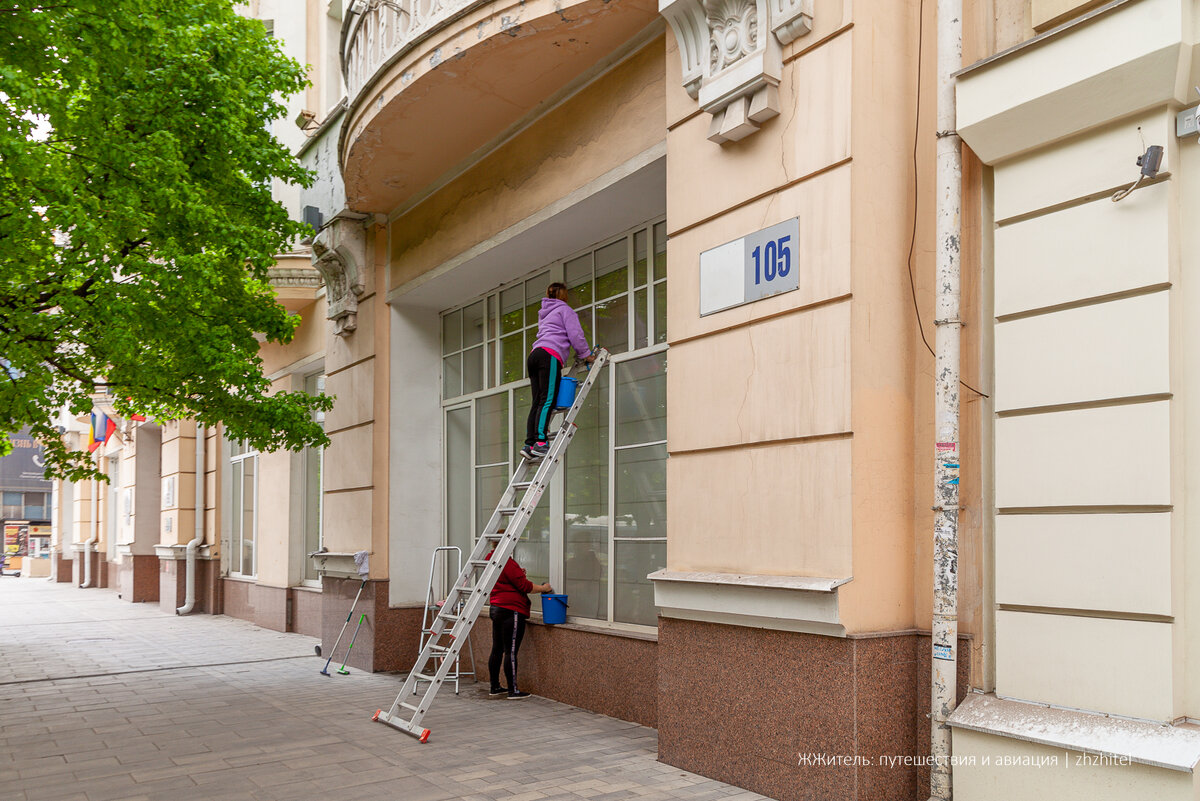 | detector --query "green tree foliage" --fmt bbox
[0,0,332,479]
